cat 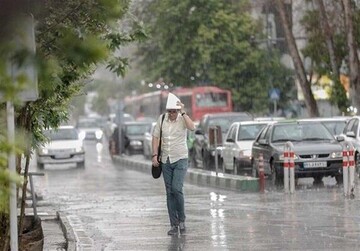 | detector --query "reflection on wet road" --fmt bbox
[33,140,360,250]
